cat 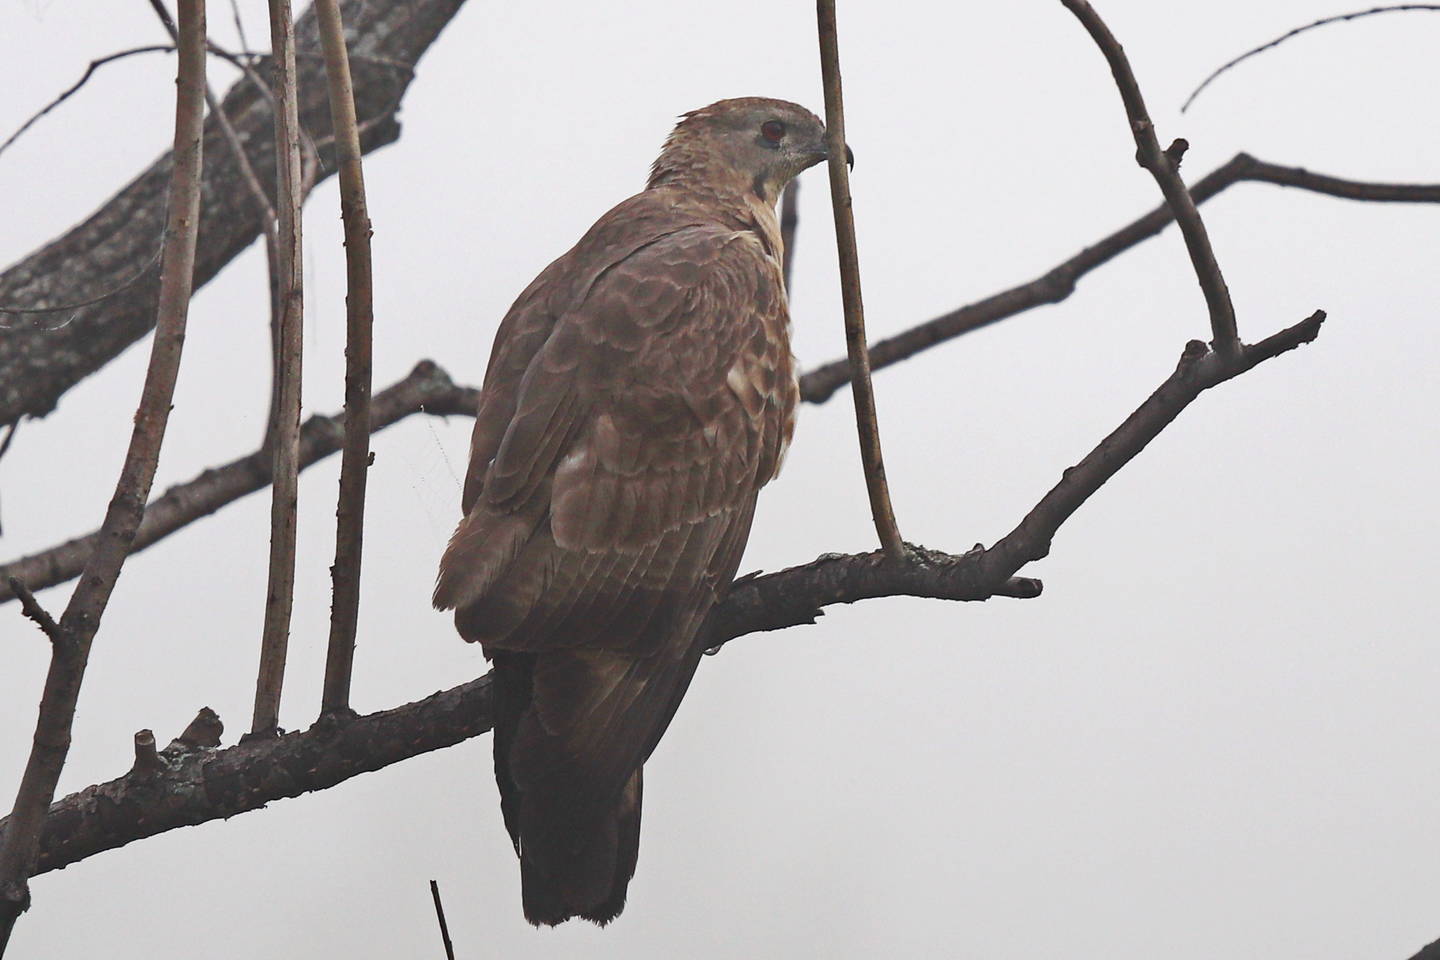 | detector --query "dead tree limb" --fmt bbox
[0,2,206,947]
[252,0,307,736]
[1,545,1041,878]
[1183,4,1440,112]
[315,0,377,719]
[0,0,469,428]
[1059,0,1240,353]
[816,0,905,560]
